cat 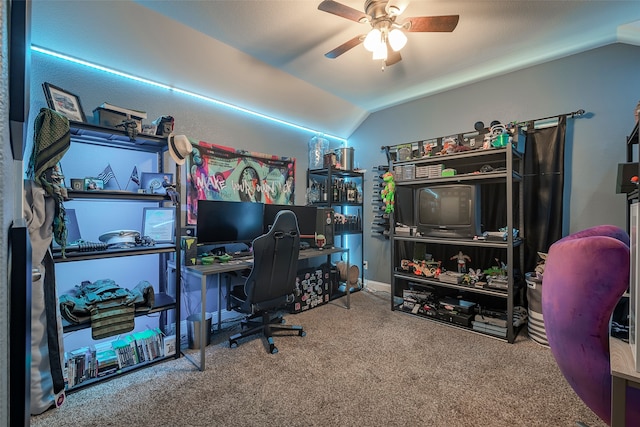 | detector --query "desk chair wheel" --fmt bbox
[270,345,278,354]
[229,339,238,349]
